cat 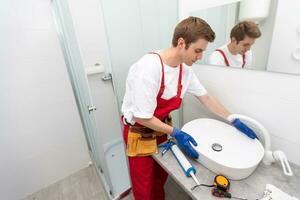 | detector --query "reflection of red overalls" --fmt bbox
[215,49,246,68]
[123,52,183,200]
